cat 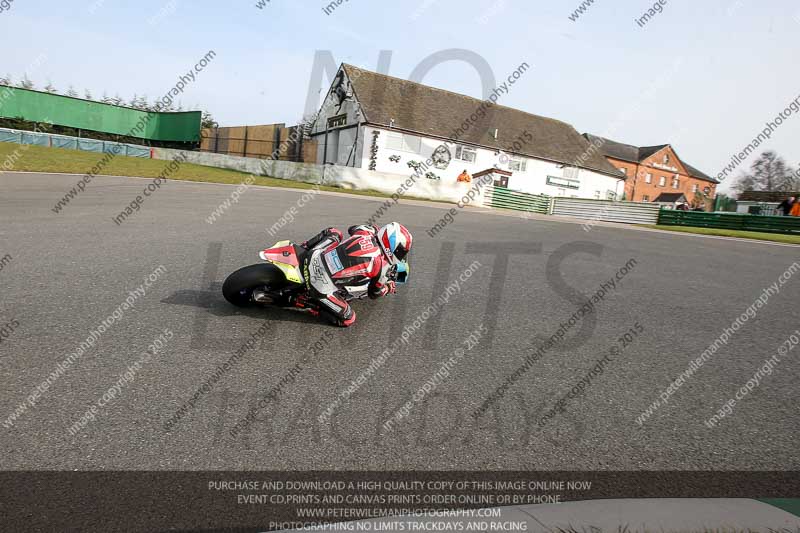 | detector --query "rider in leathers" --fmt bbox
[295,222,412,327]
